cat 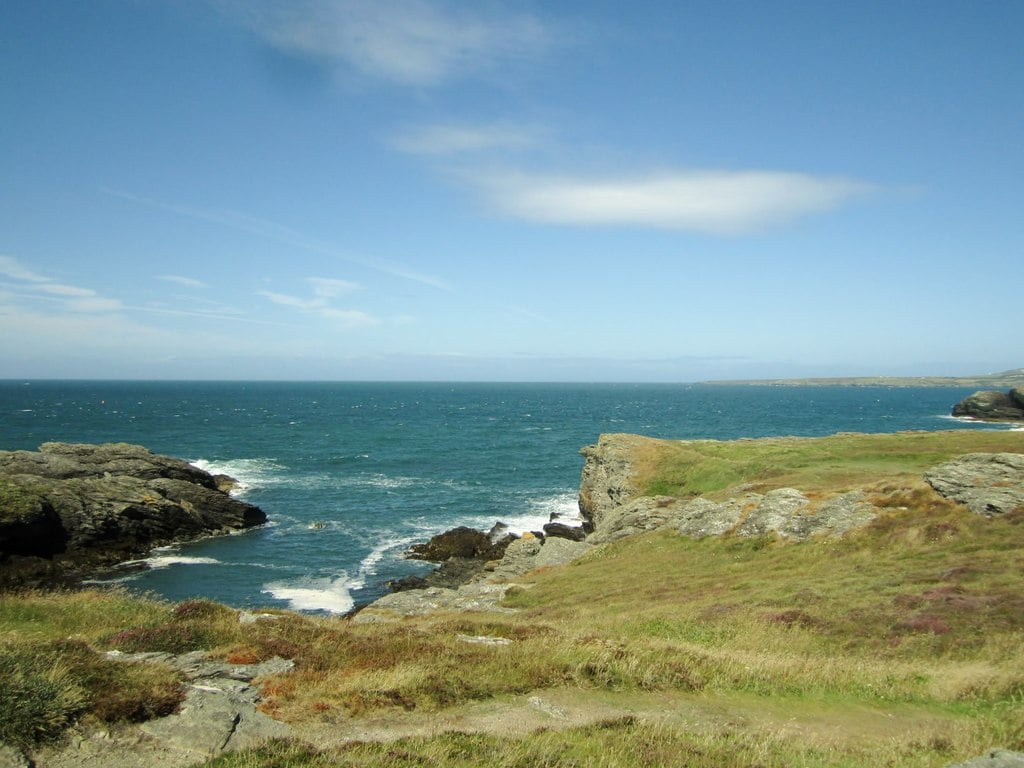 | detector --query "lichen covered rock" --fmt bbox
[925,453,1024,517]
